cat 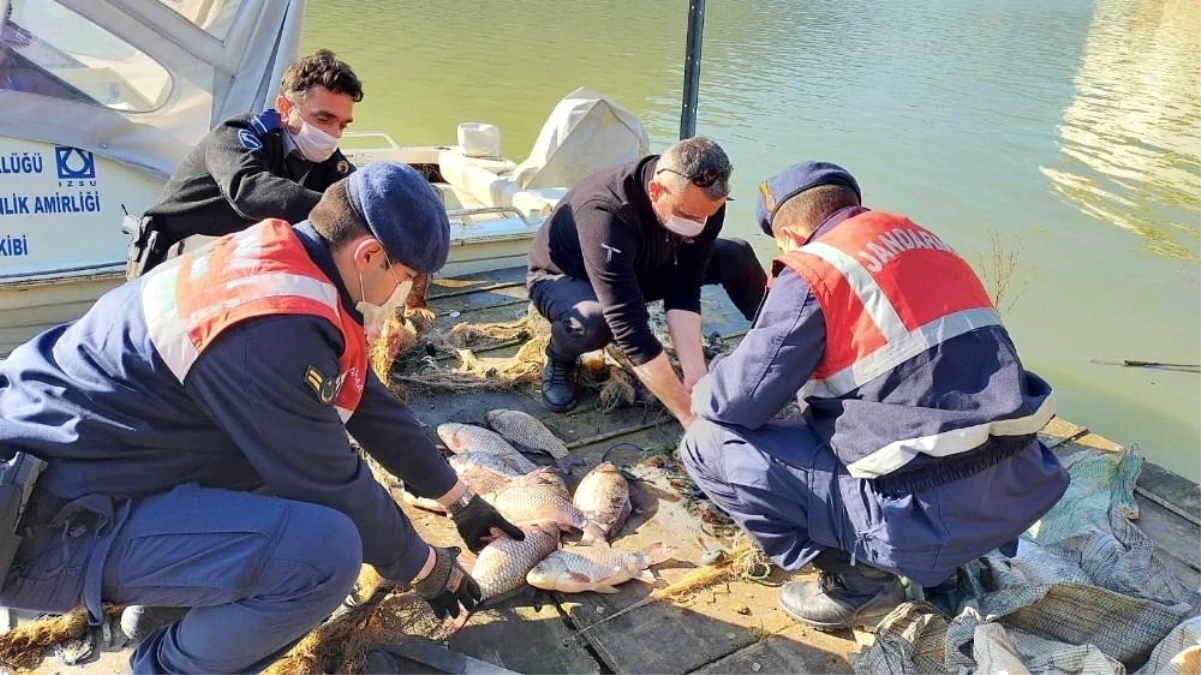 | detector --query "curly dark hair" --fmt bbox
[279,49,364,103]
